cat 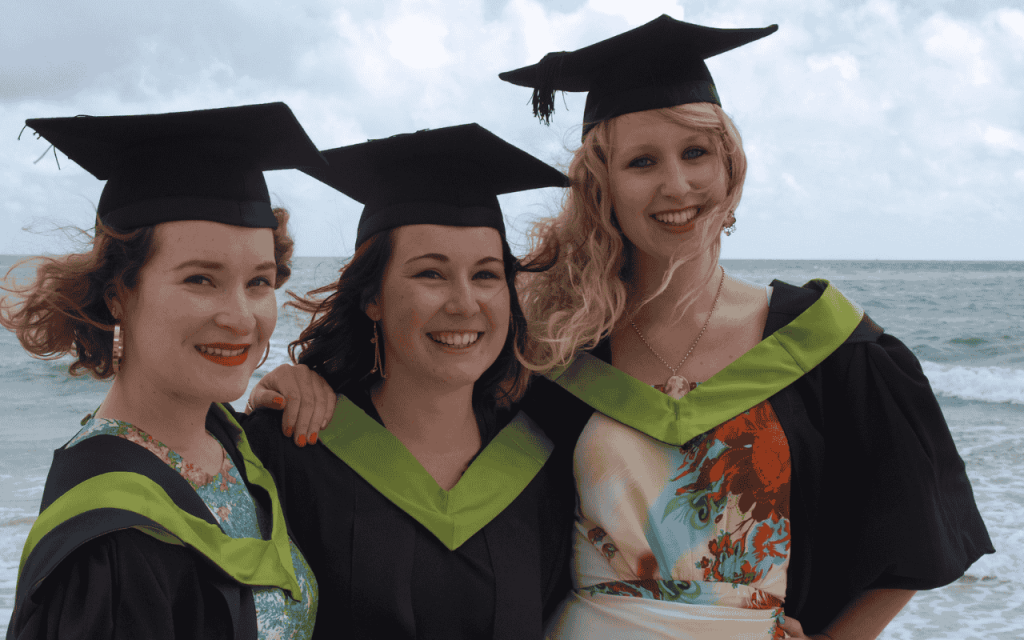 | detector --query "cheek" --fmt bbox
[255,296,278,338]
[384,288,441,350]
